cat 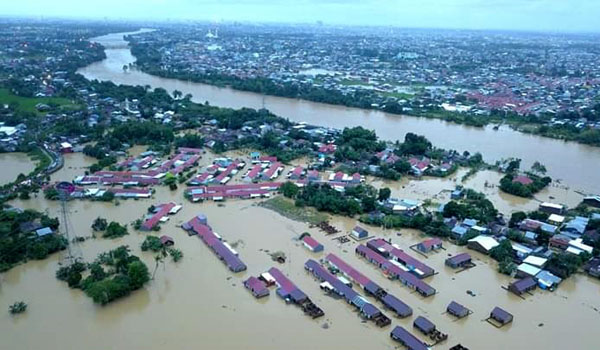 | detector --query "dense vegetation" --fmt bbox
[293,183,377,217]
[0,208,66,272]
[499,173,552,198]
[56,245,150,305]
[442,189,498,224]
